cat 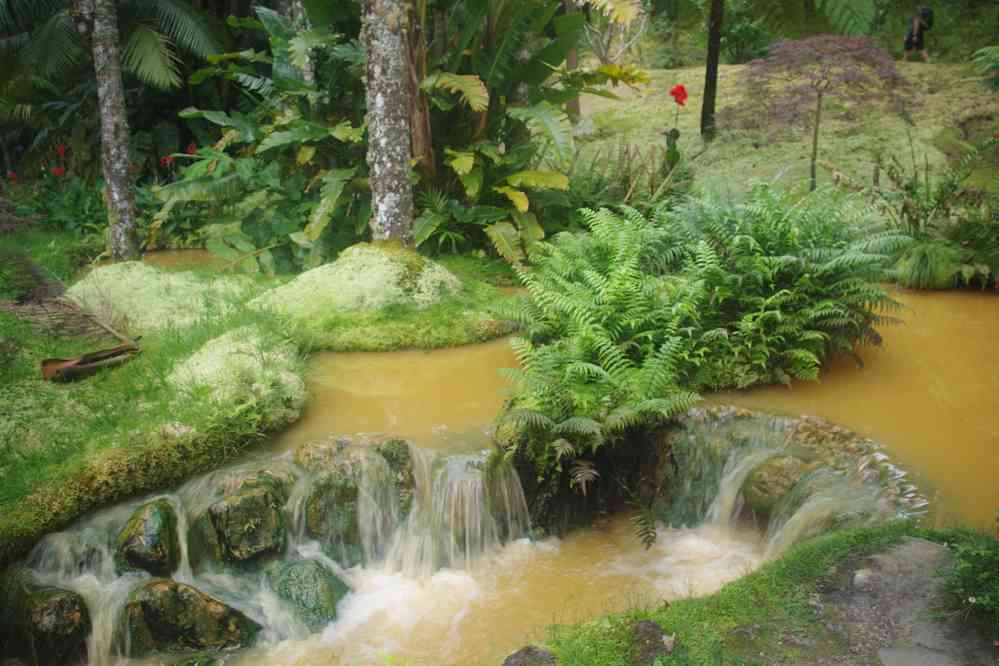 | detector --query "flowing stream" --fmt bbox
[14,289,999,665]
[712,288,999,527]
